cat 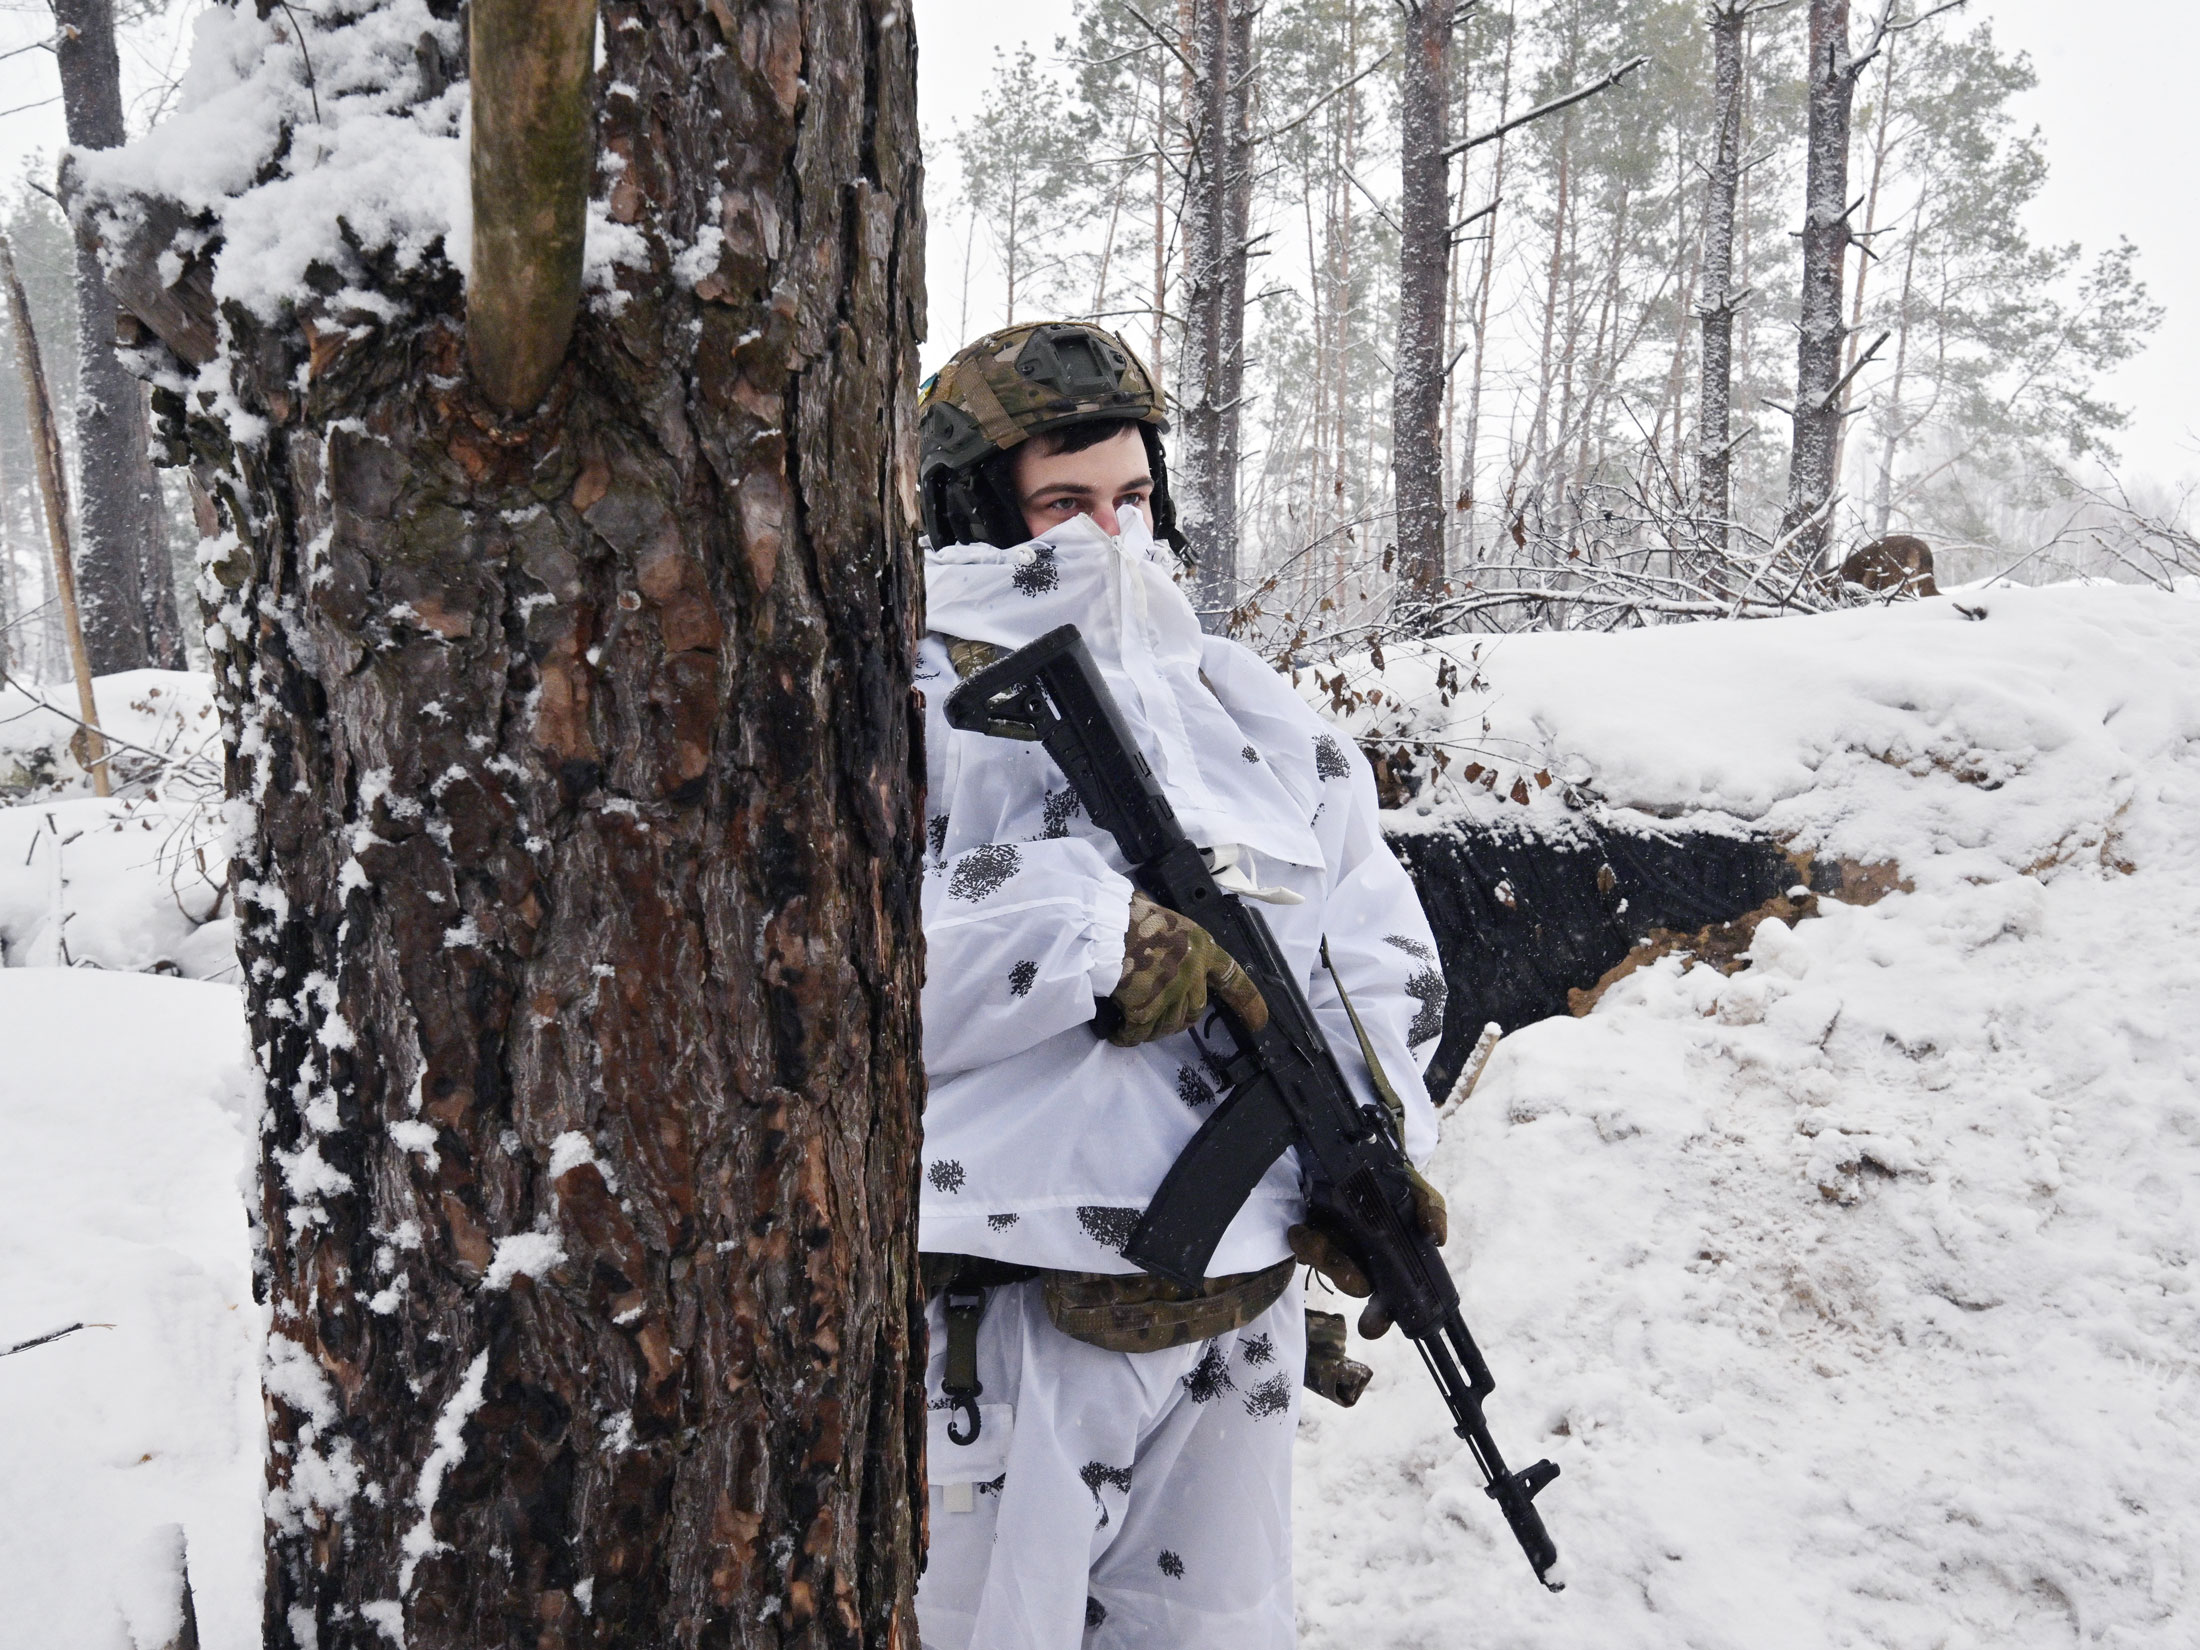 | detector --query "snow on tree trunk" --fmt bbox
[1695,1,1749,554]
[1780,0,1864,568]
[53,0,171,673]
[1180,0,1258,624]
[78,2,927,1643]
[1391,0,1451,612]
